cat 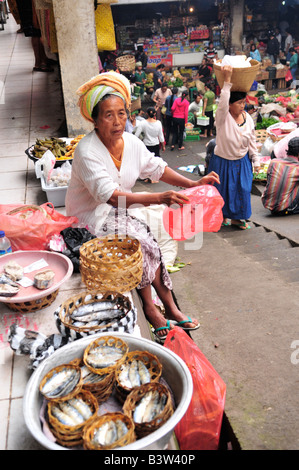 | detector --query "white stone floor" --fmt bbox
[0,16,149,451]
